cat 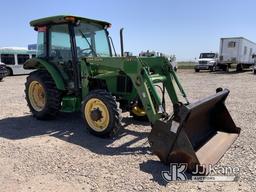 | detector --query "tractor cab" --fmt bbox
[29,15,112,89]
[33,15,112,58]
